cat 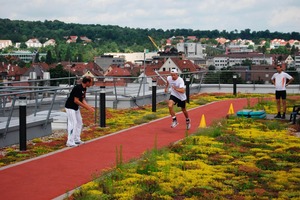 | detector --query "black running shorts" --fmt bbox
[275,90,286,99]
[169,95,186,108]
